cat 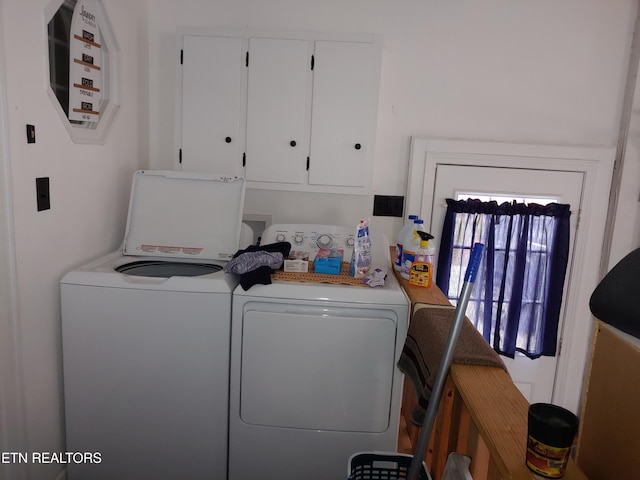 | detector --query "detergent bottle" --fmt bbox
[400,219,426,280]
[409,231,435,288]
[394,214,419,272]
